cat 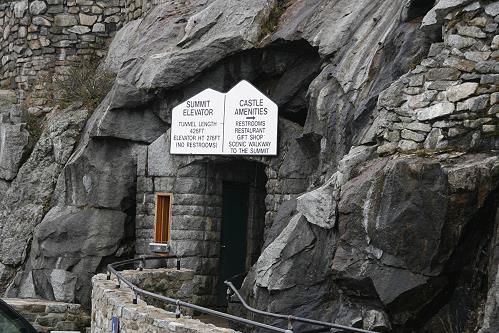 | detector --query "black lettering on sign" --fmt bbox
[183,108,214,116]
[187,142,218,148]
[250,148,269,154]
[228,141,247,147]
[235,120,265,126]
[173,135,196,140]
[239,99,264,107]
[249,141,270,147]
[234,107,267,116]
[187,100,211,108]
[234,128,265,134]
[198,121,217,127]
